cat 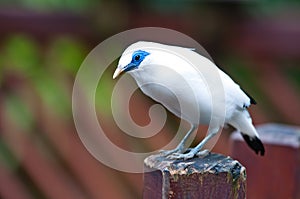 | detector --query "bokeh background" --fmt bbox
[0,1,300,199]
